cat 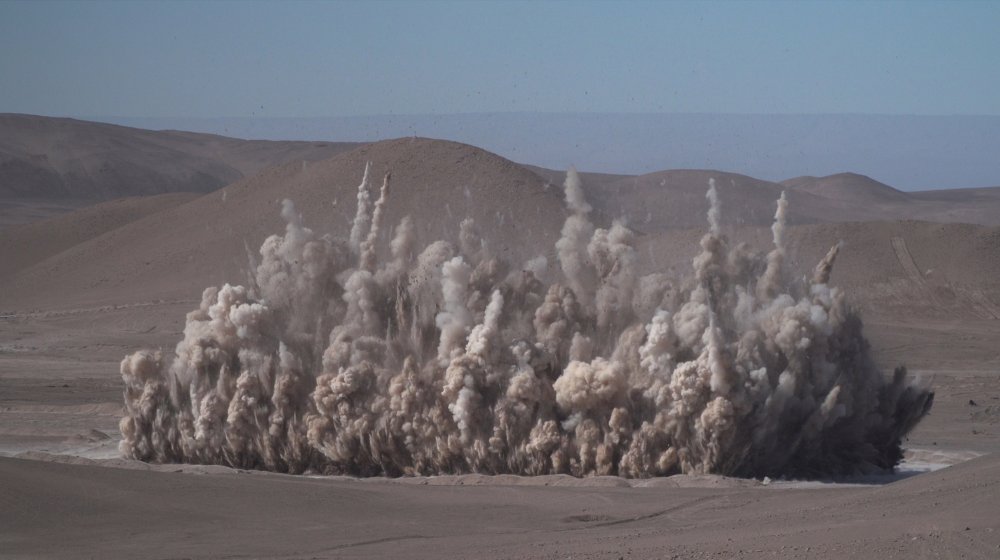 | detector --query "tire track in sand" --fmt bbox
[891,236,999,319]
[890,236,941,306]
